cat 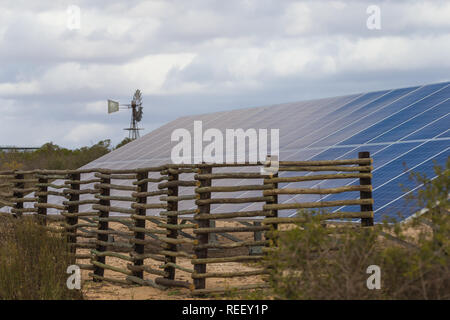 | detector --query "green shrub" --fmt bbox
[0,216,83,300]
[115,137,133,149]
[0,140,111,171]
[264,160,449,300]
